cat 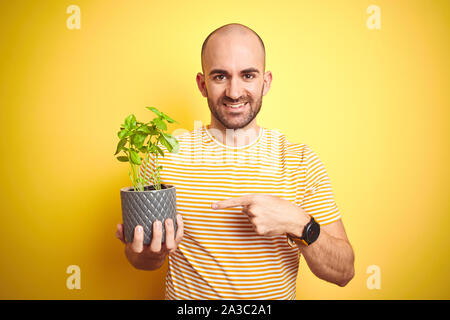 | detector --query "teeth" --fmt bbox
[225,103,246,108]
